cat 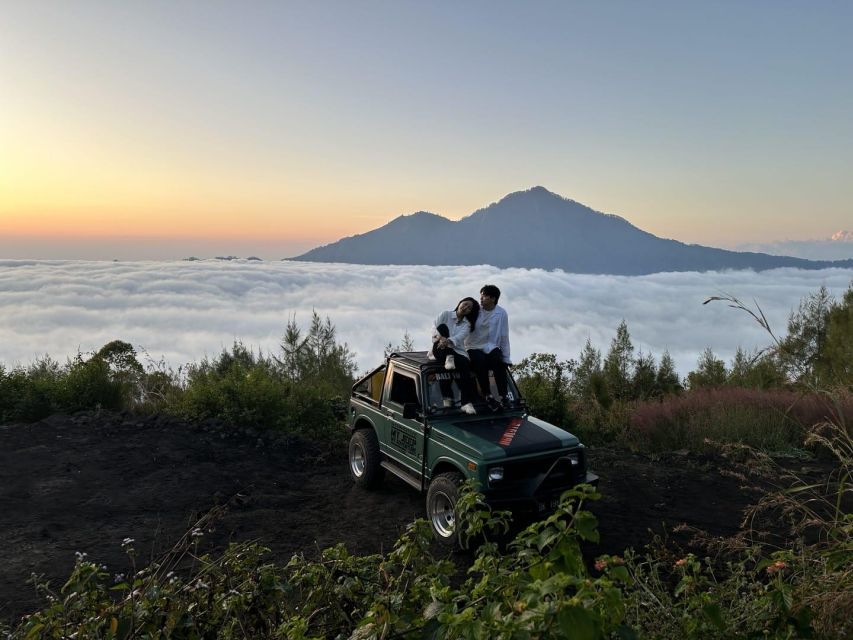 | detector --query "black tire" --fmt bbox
[426,472,463,547]
[349,429,384,488]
